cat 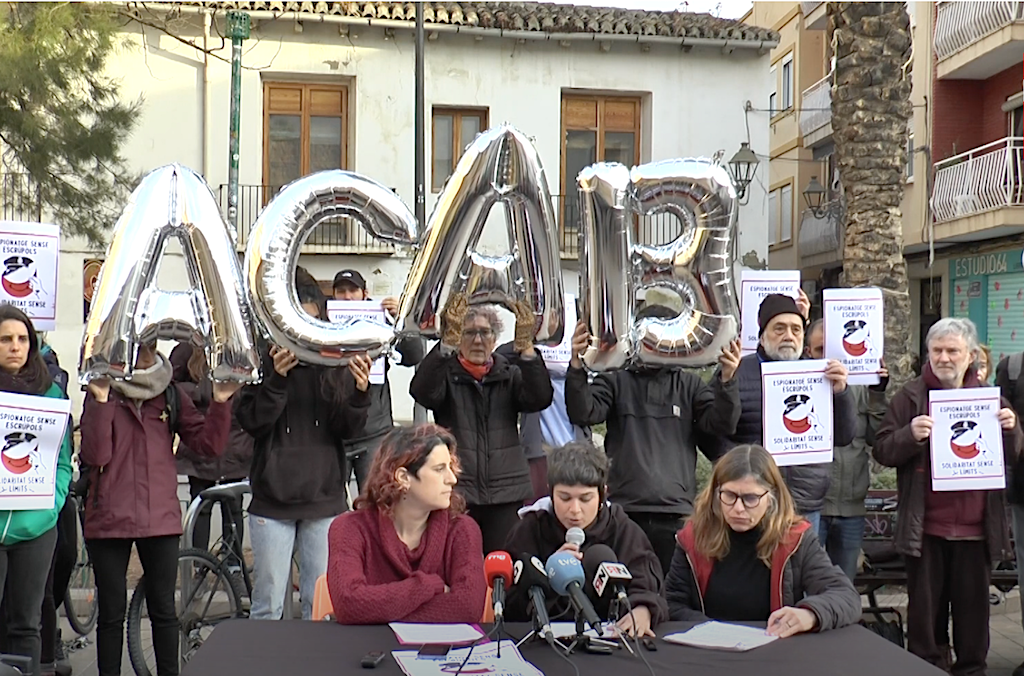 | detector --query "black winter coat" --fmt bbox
[409,346,554,506]
[699,349,858,514]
